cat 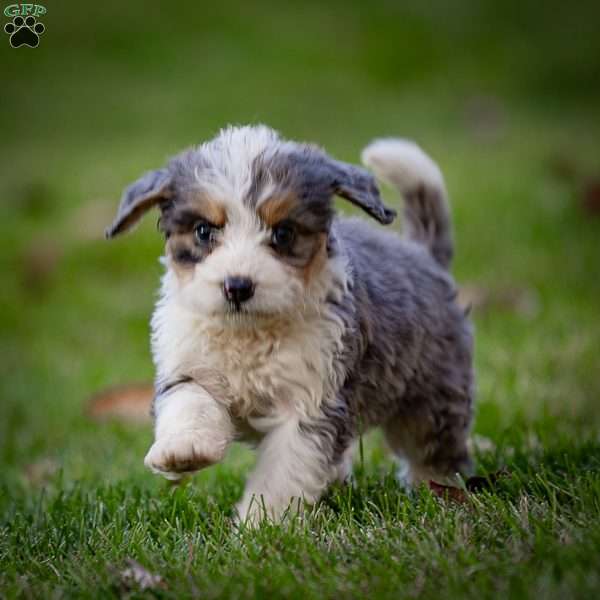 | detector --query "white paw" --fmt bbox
[144,430,226,480]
